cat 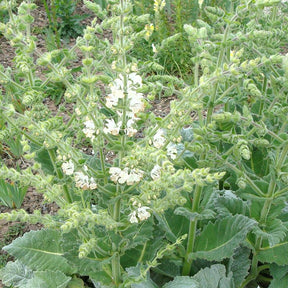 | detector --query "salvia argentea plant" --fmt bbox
[0,0,288,287]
